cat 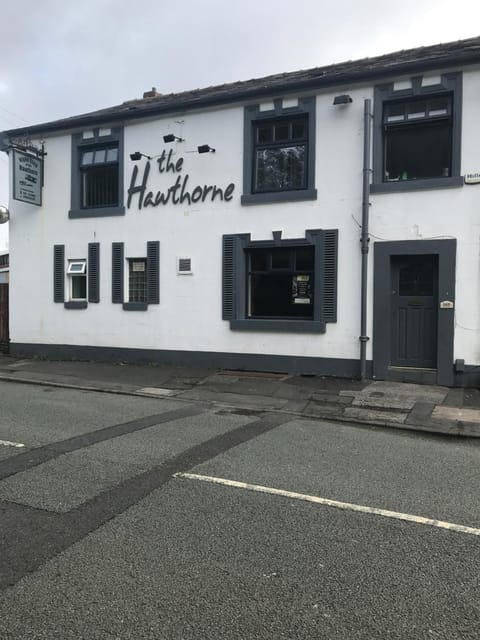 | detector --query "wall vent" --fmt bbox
[177,257,192,275]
